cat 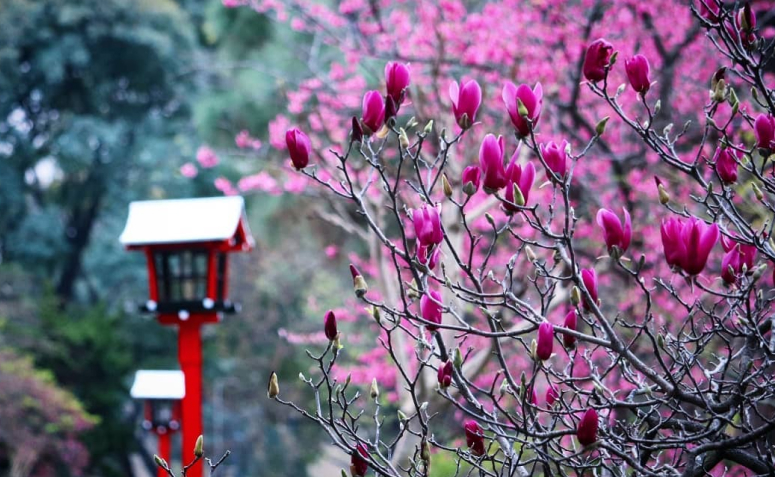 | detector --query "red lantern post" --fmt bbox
[122,197,254,477]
